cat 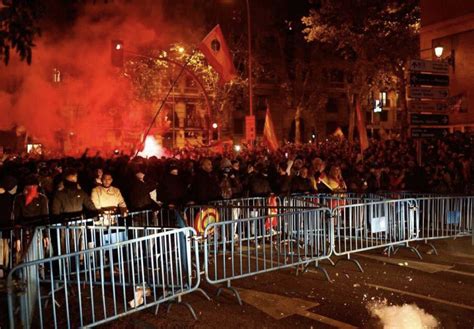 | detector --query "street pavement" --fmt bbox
[107,237,474,329]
